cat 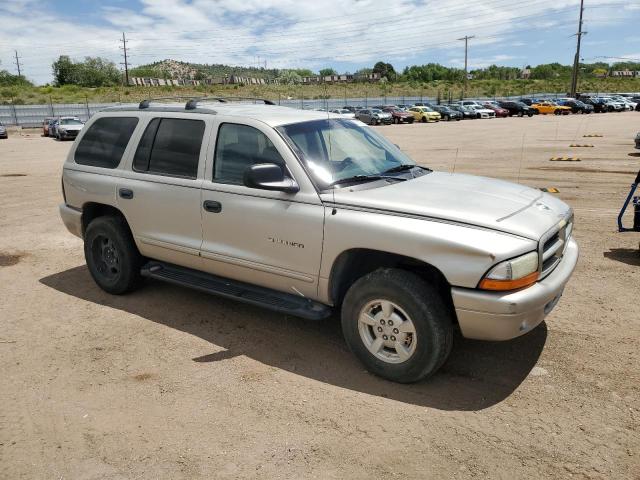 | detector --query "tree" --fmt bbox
[372,61,396,80]
[0,70,32,87]
[277,69,302,84]
[319,68,337,76]
[52,56,121,87]
[52,56,77,86]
